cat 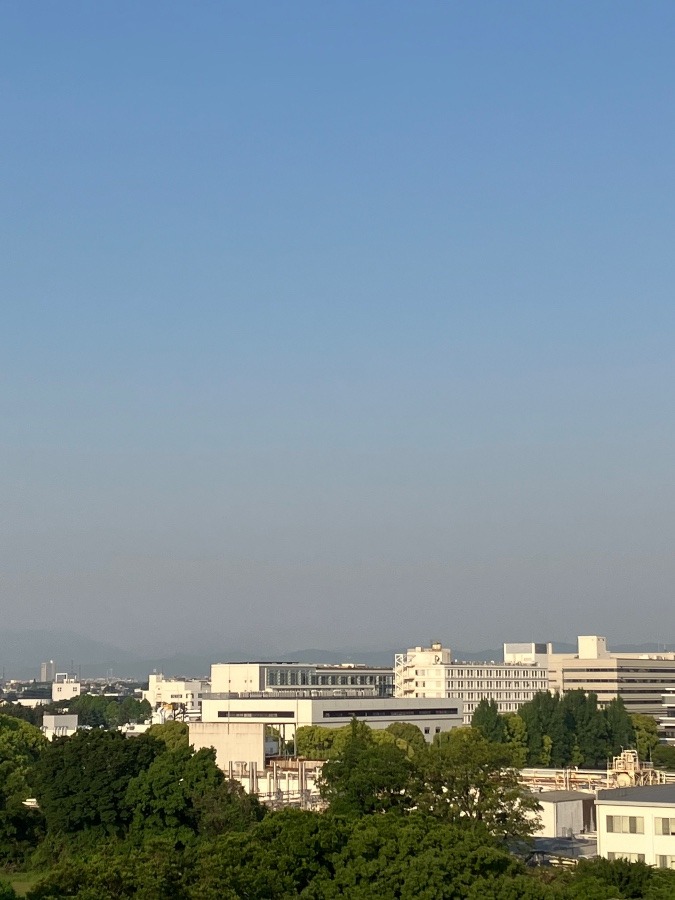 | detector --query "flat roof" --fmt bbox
[597,784,675,804]
[529,790,594,803]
